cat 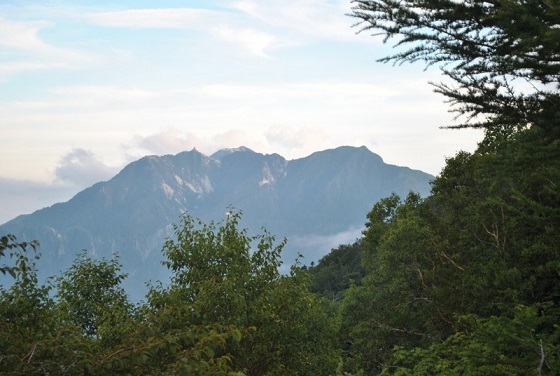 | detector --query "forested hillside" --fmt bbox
[332,127,560,373]
[1,0,559,374]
